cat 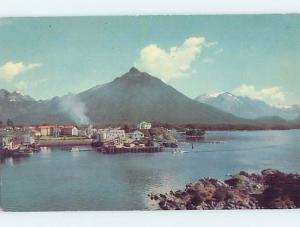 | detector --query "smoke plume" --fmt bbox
[59,94,90,125]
